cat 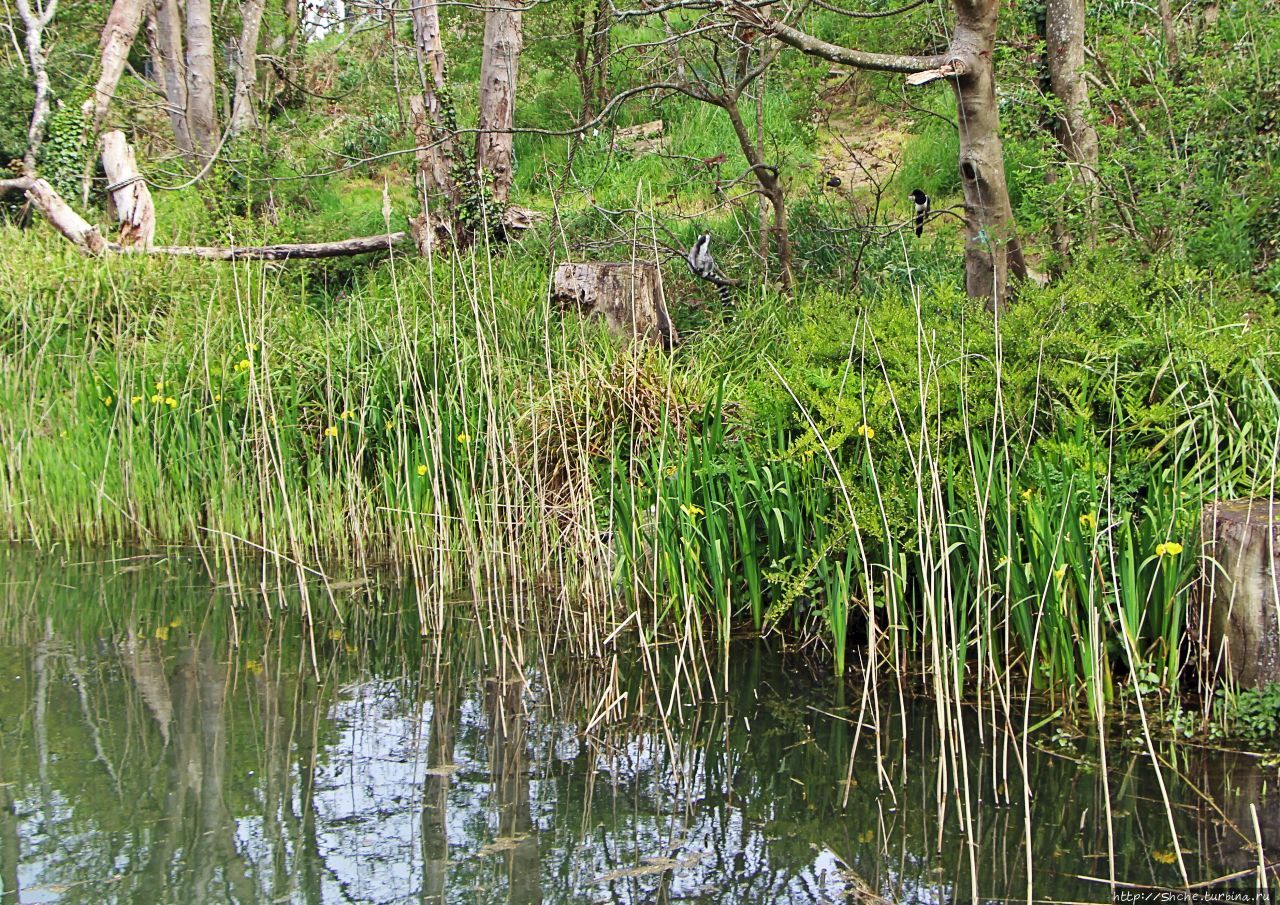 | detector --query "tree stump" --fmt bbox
[101,130,155,249]
[1202,499,1280,687]
[551,262,678,349]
